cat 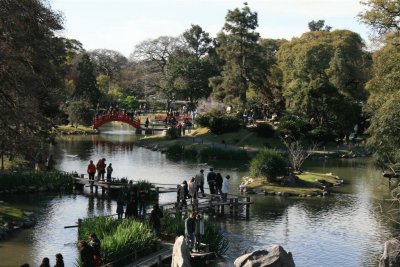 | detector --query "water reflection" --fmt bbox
[0,128,398,267]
